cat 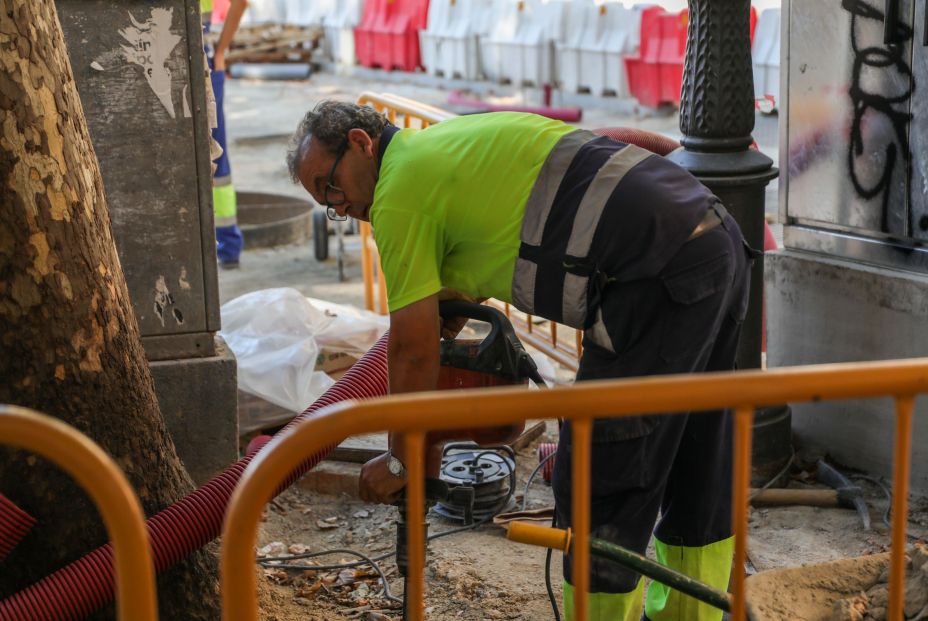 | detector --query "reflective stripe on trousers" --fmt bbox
[561,536,733,621]
[213,179,237,225]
